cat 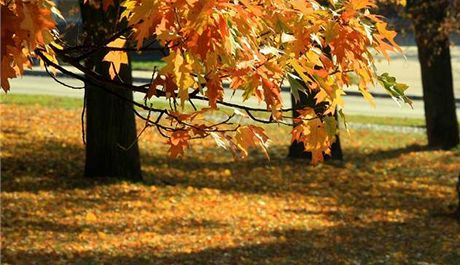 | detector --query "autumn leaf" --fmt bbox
[291,109,337,164]
[103,38,129,80]
[168,130,191,158]
[85,212,97,222]
[1,56,18,92]
[1,0,57,91]
[3,101,459,265]
[206,74,224,109]
[235,125,270,159]
[210,132,242,159]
